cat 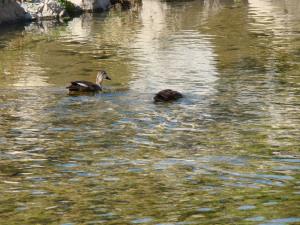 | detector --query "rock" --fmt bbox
[0,0,125,25]
[68,0,111,11]
[20,2,40,20]
[20,0,68,20]
[59,9,68,17]
[0,0,27,25]
[38,0,66,18]
[116,0,131,10]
